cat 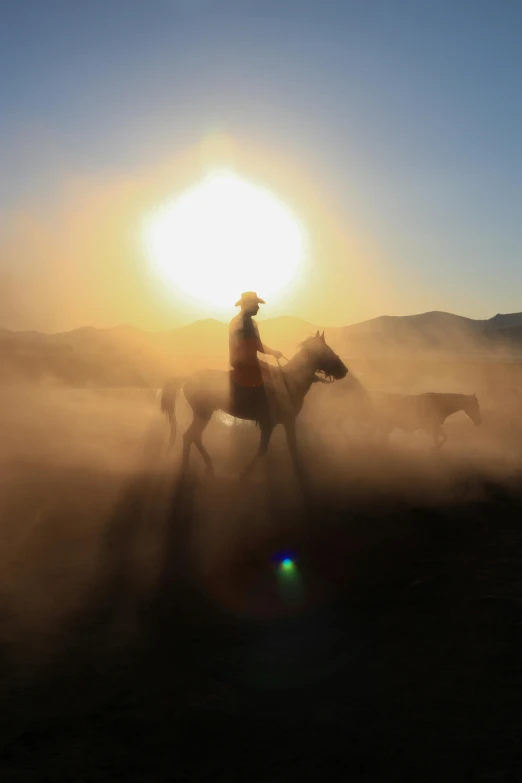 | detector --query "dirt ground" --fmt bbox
[0,384,521,781]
